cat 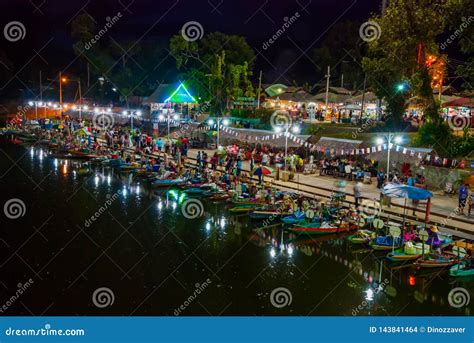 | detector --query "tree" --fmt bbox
[169,32,256,115]
[361,0,450,129]
[312,21,365,90]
